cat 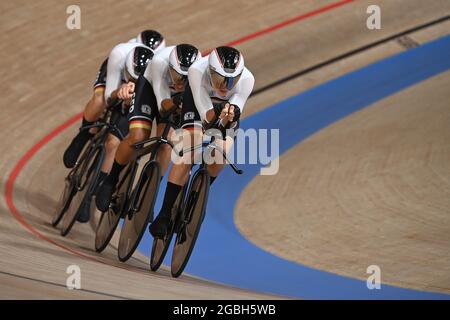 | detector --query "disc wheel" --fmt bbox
[60,146,100,236]
[94,163,135,252]
[149,185,185,272]
[118,161,161,262]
